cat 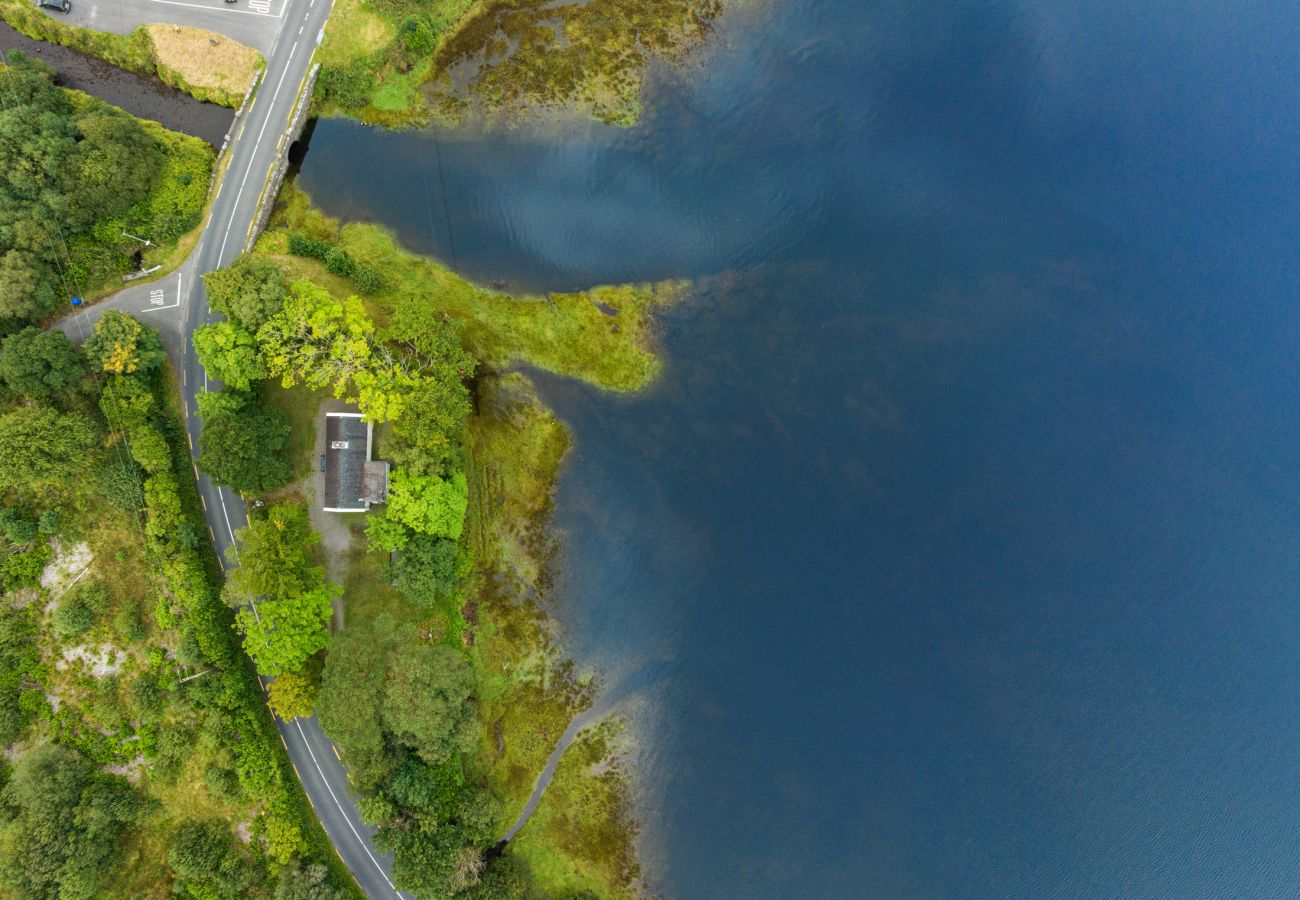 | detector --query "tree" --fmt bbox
[167,820,258,899]
[127,423,172,473]
[388,534,467,608]
[268,669,317,721]
[275,862,350,900]
[0,744,141,898]
[385,468,469,539]
[227,503,338,678]
[0,406,97,493]
[193,320,267,390]
[226,502,323,601]
[257,280,374,399]
[98,374,155,430]
[383,297,474,458]
[0,327,84,399]
[196,402,292,494]
[203,255,286,330]
[364,511,409,552]
[83,311,166,375]
[318,616,475,768]
[234,582,334,677]
[383,644,477,766]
